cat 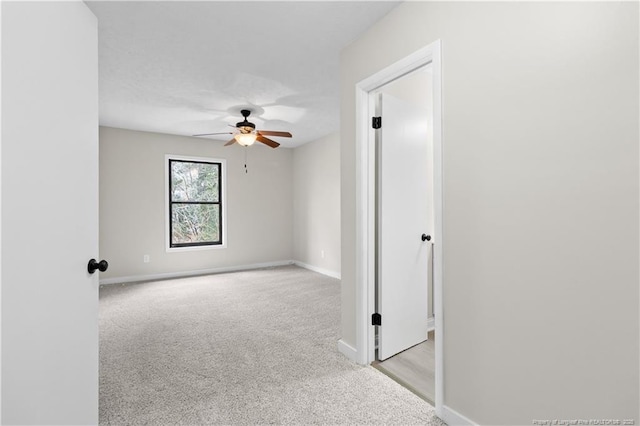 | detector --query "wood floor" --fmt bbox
[373,330,435,404]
